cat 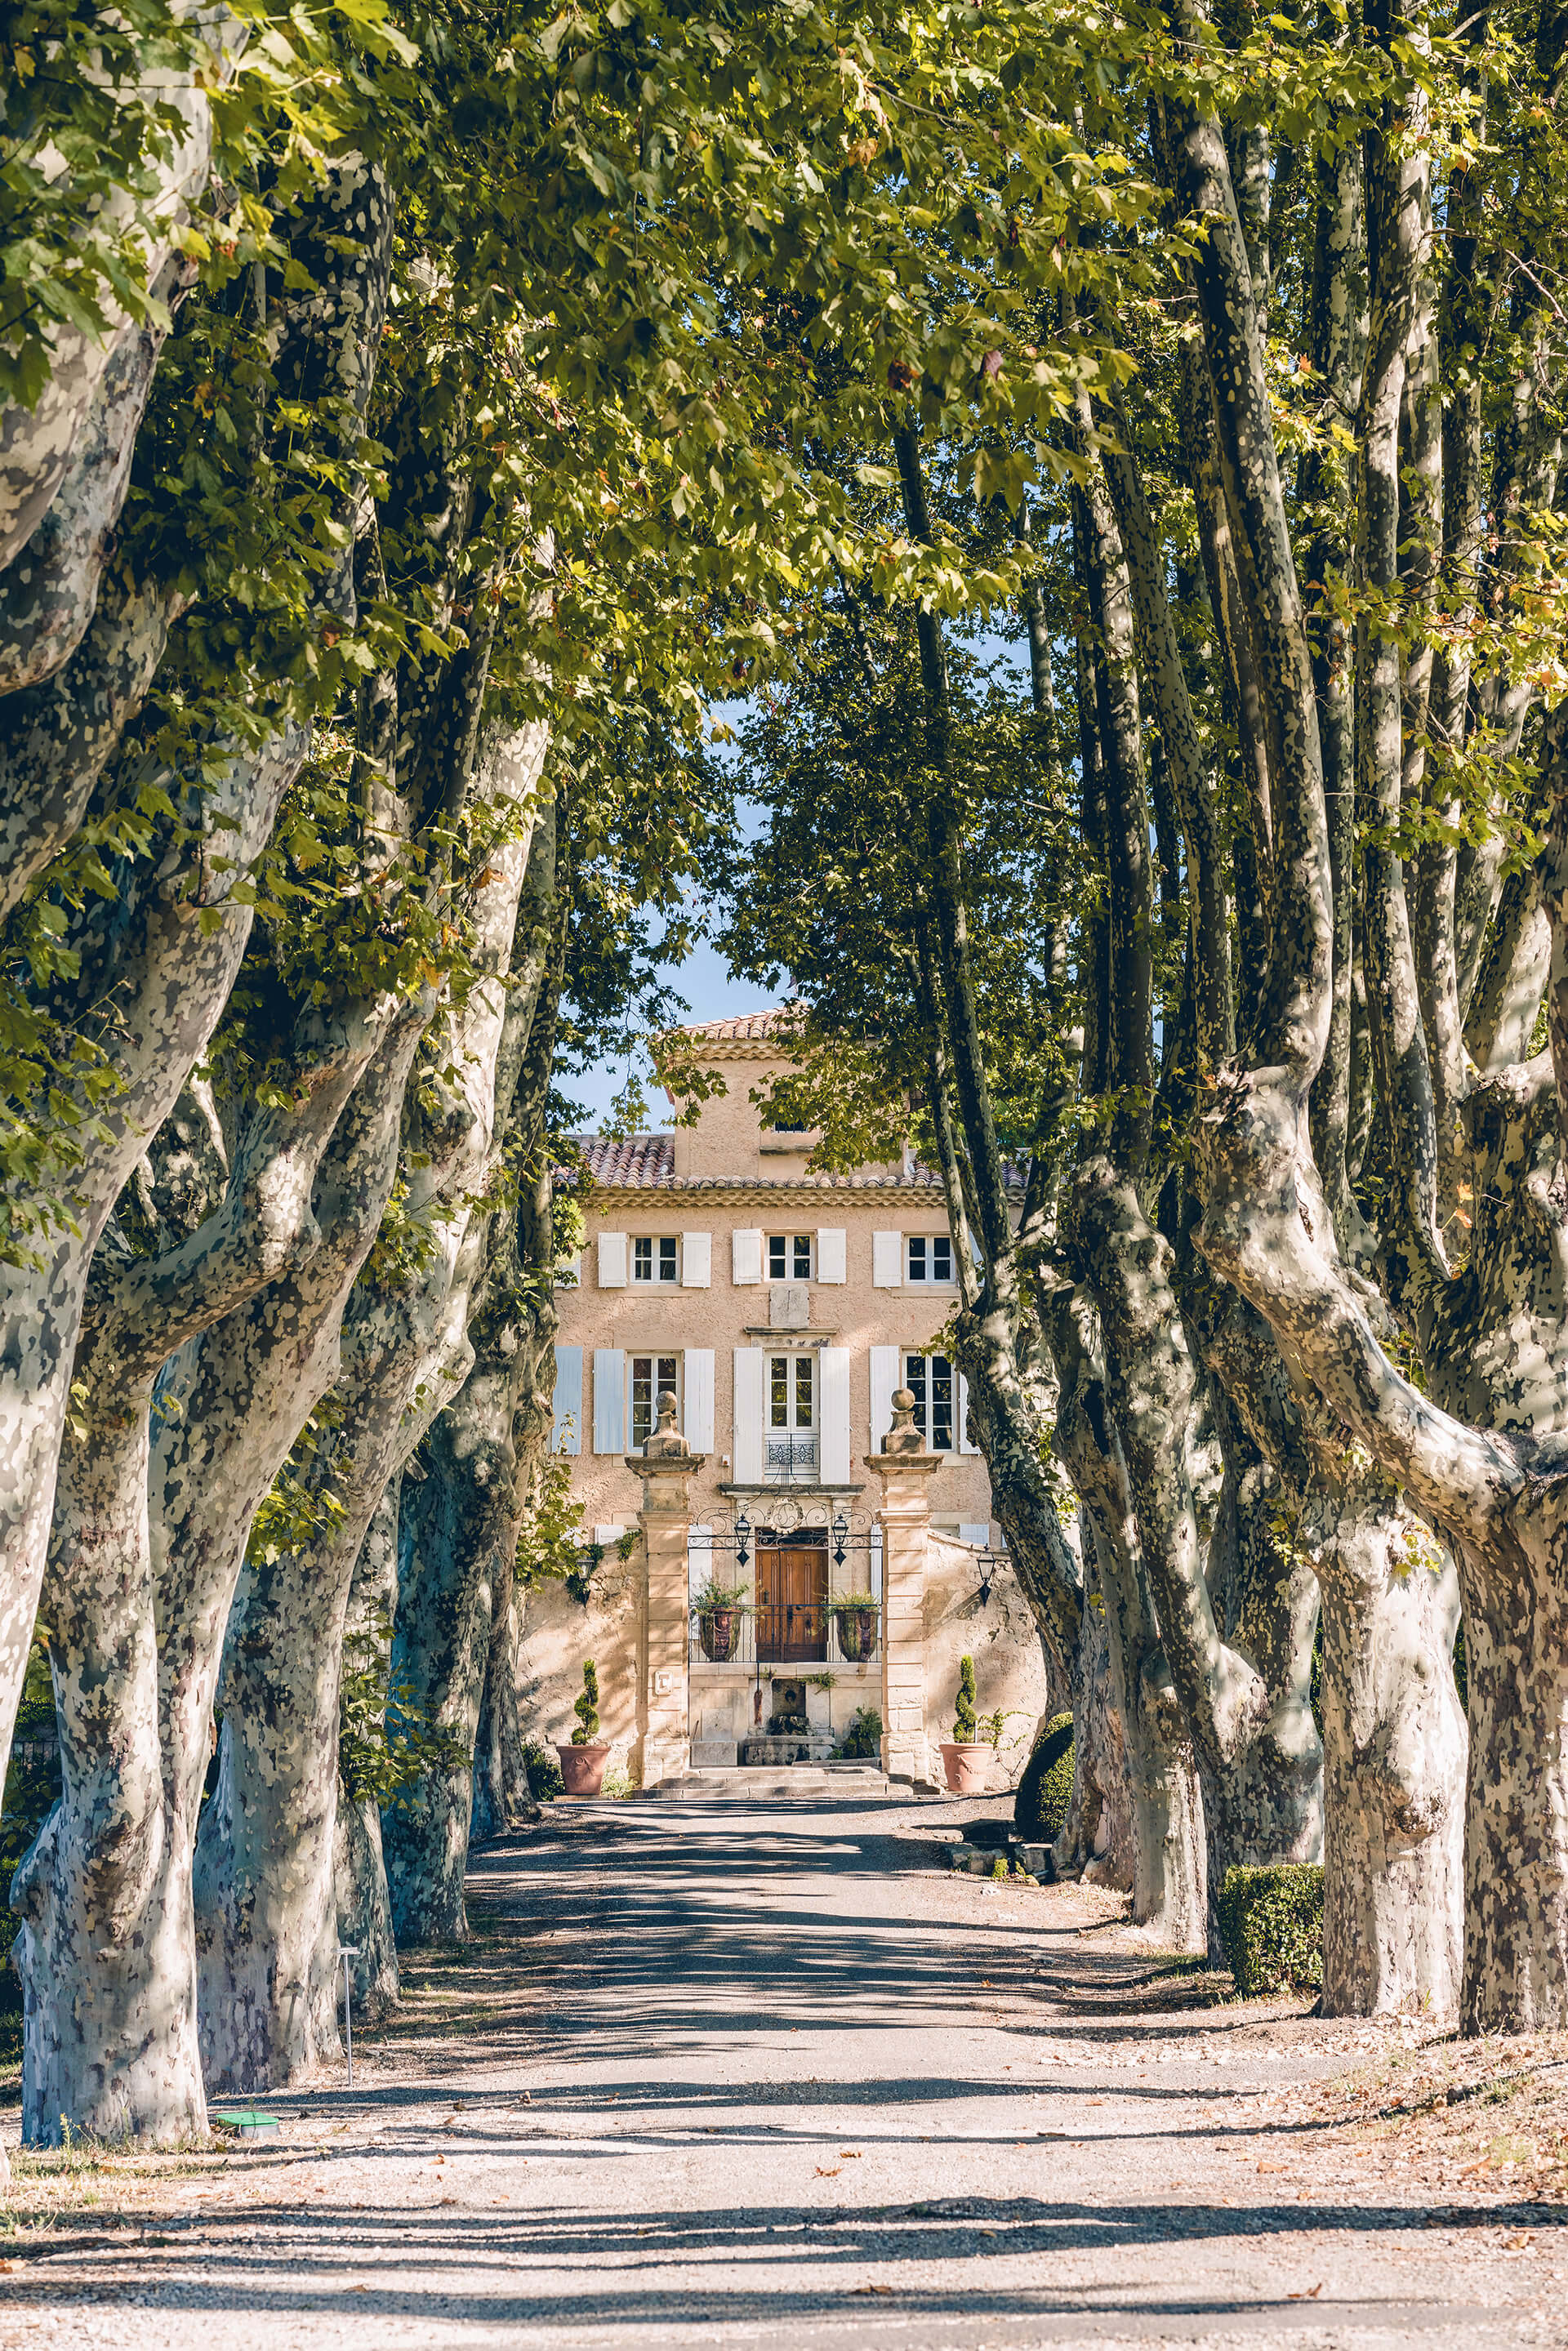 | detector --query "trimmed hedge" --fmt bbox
[1014,1711,1074,1842]
[523,1739,565,1801]
[1216,1863,1324,1995]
